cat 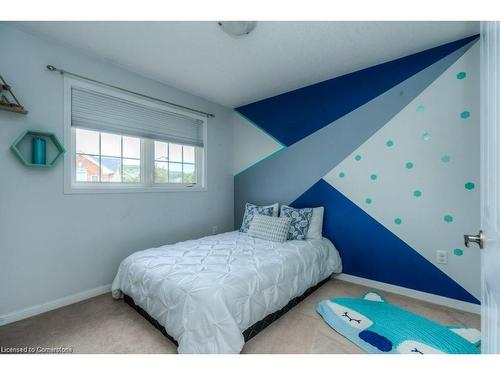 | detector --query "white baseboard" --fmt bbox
[0,284,111,326]
[0,275,480,326]
[334,274,480,314]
